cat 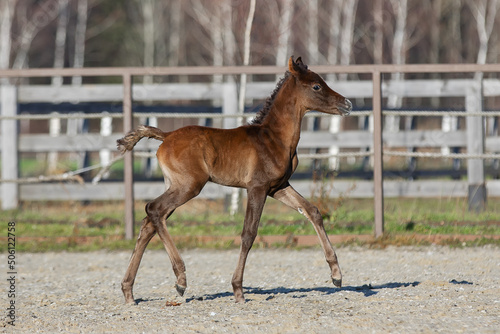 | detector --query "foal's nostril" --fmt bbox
[341,98,352,115]
[345,99,352,111]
